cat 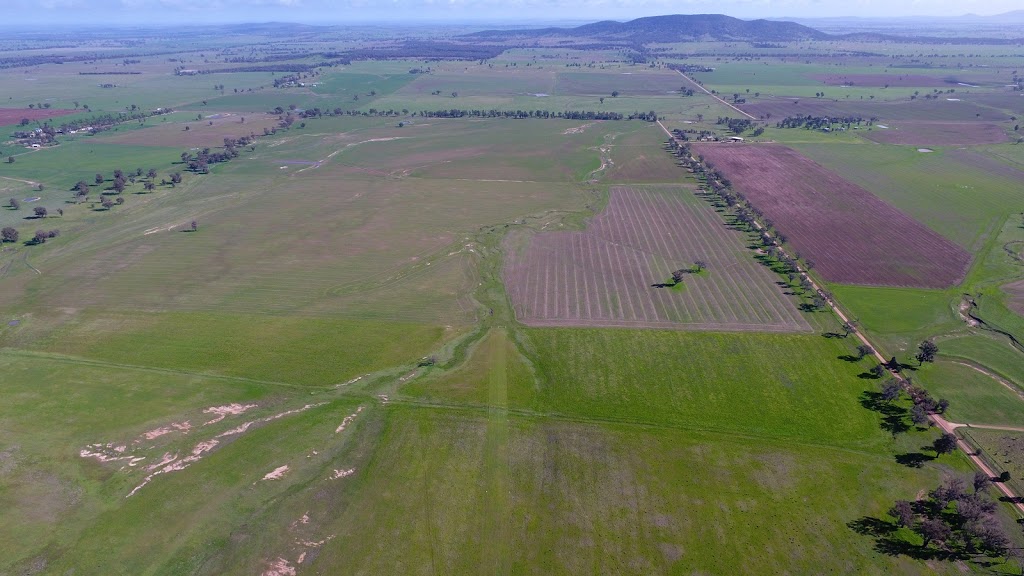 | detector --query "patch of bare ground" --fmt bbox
[503,185,810,332]
[100,113,280,148]
[0,108,76,125]
[1004,278,1024,317]
[861,121,1008,146]
[691,143,971,288]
